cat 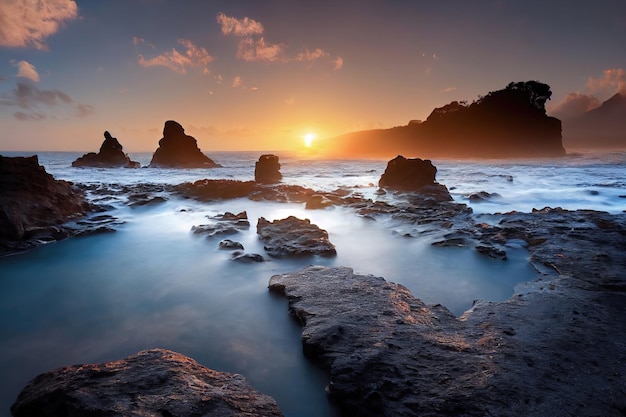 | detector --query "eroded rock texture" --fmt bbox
[257,216,337,257]
[0,155,90,254]
[11,349,283,417]
[270,208,626,417]
[254,154,282,184]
